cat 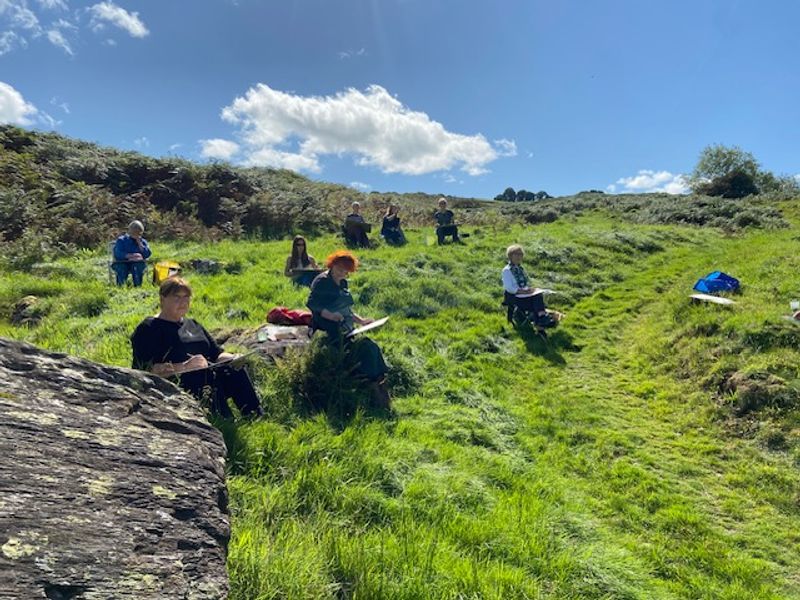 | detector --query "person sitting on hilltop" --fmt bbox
[307,250,390,408]
[502,244,557,328]
[112,220,152,286]
[433,197,462,245]
[131,277,263,419]
[380,203,406,246]
[284,235,321,287]
[343,201,371,248]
